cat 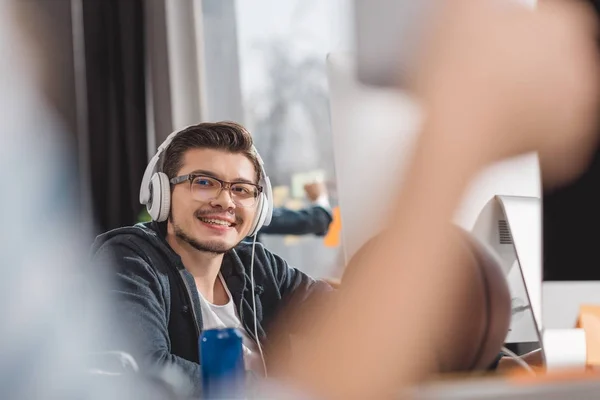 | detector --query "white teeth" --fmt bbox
[199,218,232,227]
